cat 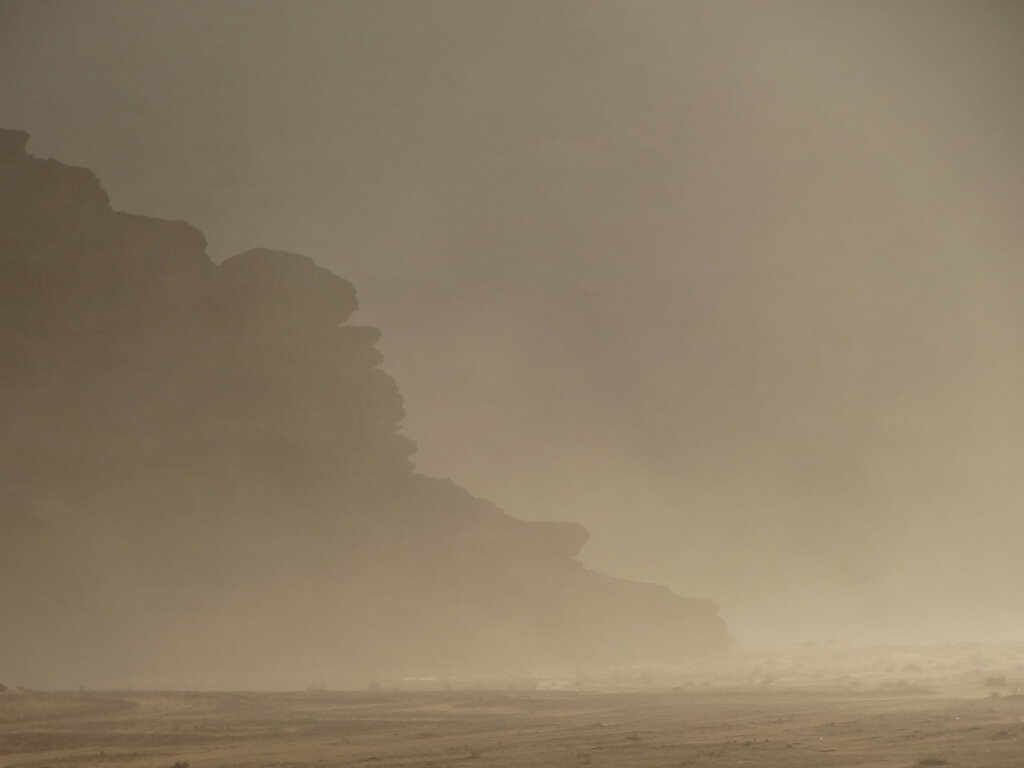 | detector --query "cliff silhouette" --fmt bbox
[0,129,730,687]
